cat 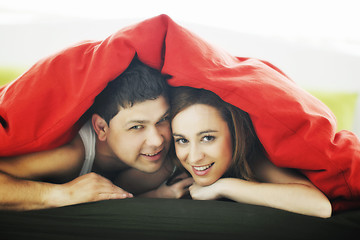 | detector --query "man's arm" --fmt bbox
[114,162,193,199]
[0,134,85,182]
[0,171,134,211]
[0,135,132,211]
[0,171,62,210]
